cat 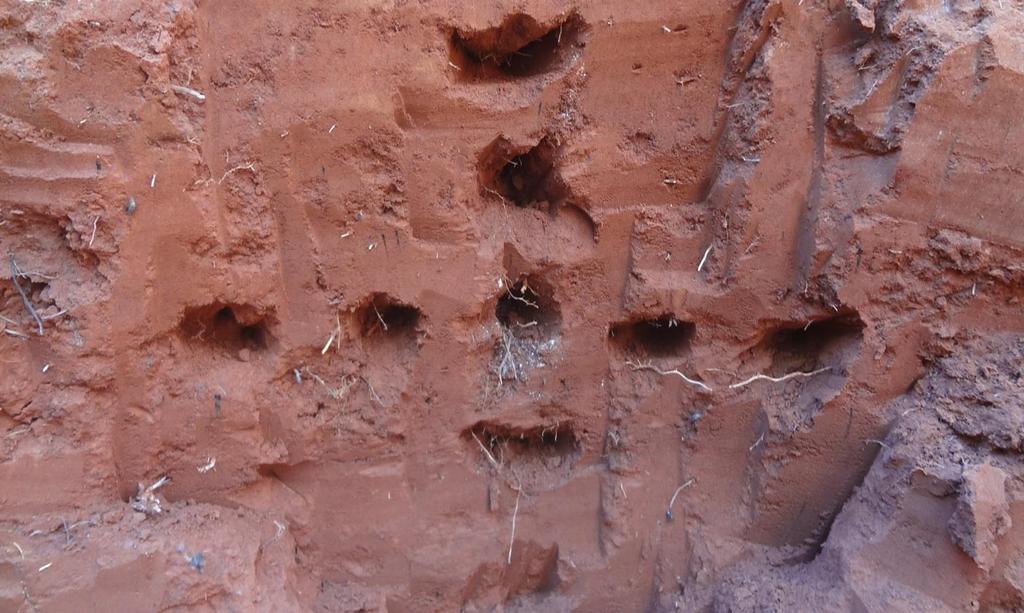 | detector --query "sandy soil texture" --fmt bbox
[1,0,1024,611]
